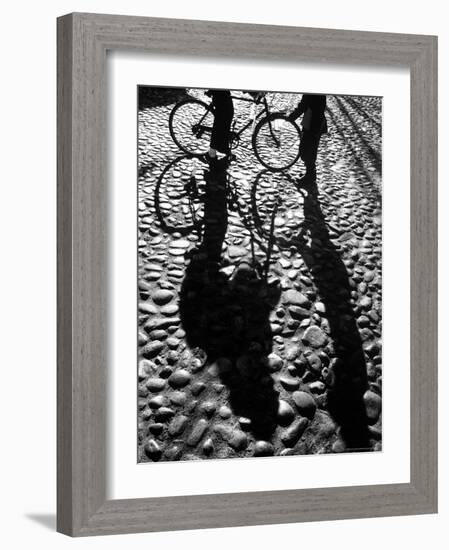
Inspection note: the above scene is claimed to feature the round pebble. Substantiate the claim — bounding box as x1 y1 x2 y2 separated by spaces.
152 289 174 305
144 439 162 461
168 369 191 389
277 400 295 426
302 326 328 348
292 391 317 419
253 441 275 457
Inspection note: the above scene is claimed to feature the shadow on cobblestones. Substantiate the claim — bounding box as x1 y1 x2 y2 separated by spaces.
154 155 206 236
249 170 371 450
296 180 371 450
326 107 381 203
139 86 189 110
343 96 382 131
334 96 382 176
179 167 281 440
250 169 307 254
137 90 382 460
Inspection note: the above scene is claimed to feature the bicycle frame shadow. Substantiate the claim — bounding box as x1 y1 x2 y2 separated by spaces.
251 170 371 451
178 165 281 442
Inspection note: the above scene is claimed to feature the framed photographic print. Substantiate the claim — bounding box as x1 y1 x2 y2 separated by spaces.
57 13 437 536
135 85 382 463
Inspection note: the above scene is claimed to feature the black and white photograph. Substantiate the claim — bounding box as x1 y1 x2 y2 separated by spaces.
137 86 382 463
1 0 442 544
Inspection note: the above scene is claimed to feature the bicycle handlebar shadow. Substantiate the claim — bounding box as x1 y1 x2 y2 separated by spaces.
179 165 281 442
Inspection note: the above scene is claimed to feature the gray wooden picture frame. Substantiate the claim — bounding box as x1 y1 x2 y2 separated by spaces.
57 12 438 537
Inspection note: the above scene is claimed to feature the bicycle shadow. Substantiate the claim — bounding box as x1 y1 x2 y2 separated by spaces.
251 171 371 451
250 169 307 255
179 166 281 442
153 155 206 236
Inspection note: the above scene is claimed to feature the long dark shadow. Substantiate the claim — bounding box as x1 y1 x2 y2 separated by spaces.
179 166 281 441
250 168 371 450
295 180 371 450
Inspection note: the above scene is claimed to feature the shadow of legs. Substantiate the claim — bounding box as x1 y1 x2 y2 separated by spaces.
296 182 371 450
179 167 281 442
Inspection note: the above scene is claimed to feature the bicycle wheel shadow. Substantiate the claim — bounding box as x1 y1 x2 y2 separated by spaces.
153 155 206 236
251 170 371 451
179 165 281 442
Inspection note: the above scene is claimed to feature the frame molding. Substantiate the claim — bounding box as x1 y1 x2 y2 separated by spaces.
57 12 437 536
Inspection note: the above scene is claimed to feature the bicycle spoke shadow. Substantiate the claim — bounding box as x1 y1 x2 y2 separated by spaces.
179 166 281 442
251 170 371 451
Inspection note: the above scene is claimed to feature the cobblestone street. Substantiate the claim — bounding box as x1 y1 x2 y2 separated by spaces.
137 88 382 462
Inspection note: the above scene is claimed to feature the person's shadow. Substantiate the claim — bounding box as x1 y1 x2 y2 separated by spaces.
295 179 371 450
179 165 281 441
